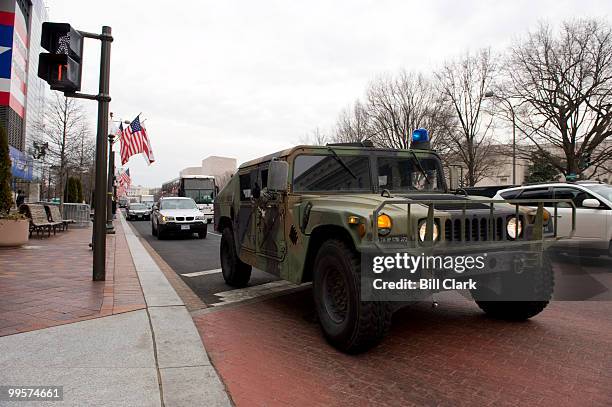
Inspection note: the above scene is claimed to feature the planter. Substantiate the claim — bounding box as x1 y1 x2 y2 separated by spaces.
0 218 29 247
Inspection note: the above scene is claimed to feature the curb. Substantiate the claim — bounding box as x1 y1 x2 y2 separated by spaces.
119 212 232 407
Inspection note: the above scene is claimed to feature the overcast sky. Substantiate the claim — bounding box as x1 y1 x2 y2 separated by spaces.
47 0 610 187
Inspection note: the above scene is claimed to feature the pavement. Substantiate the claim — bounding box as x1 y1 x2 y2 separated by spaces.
1 210 611 406
0 212 231 407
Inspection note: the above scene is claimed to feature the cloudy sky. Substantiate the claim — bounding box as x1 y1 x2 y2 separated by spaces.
48 0 610 187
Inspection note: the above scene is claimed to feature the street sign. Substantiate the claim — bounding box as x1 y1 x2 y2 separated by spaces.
38 23 83 92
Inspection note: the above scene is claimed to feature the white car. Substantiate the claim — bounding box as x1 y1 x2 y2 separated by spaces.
494 182 612 257
151 197 208 239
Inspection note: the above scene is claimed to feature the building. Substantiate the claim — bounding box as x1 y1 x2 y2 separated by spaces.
177 156 237 189
1 0 47 152
1 0 48 201
201 156 237 179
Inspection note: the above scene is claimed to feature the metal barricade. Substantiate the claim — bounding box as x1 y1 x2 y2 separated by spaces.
61 203 91 228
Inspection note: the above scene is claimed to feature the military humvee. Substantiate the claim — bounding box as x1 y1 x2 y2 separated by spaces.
214 133 574 353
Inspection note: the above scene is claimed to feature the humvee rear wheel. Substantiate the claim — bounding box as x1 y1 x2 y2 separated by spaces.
472 255 553 320
220 227 252 287
313 239 392 354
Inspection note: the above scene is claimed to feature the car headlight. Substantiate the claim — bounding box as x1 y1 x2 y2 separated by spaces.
195 215 205 220
161 215 175 222
377 214 392 236
506 217 523 239
418 221 439 242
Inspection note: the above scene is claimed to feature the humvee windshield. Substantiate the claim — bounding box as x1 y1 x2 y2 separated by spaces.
292 153 445 193
377 156 444 192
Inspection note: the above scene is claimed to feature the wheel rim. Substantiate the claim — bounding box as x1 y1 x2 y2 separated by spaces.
321 264 349 324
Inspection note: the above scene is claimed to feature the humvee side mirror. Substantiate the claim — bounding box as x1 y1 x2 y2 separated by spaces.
267 160 289 193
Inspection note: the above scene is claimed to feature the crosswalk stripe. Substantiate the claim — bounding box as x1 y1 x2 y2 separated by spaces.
181 269 222 278
212 281 310 306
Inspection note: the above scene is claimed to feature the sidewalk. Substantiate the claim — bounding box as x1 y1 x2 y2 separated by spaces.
0 213 231 406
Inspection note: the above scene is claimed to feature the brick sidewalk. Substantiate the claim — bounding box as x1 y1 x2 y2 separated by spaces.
194 291 612 407
0 220 145 337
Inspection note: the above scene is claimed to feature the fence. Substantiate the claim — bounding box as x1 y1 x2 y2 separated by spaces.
61 203 91 228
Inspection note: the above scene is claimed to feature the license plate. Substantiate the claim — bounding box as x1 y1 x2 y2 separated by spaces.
138 215 142 218
180 225 190 230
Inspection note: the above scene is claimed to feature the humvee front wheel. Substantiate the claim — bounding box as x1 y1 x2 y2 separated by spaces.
313 239 392 354
473 255 553 321
220 227 252 287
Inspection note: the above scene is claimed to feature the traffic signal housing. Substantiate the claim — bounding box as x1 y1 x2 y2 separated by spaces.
38 23 84 92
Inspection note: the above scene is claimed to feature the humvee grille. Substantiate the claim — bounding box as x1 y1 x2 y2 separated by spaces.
444 216 515 242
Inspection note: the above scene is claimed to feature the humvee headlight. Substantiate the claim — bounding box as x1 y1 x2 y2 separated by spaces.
418 221 439 242
506 217 523 239
377 214 392 235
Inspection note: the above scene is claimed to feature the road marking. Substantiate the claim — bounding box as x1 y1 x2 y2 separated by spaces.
182 269 222 278
212 281 310 306
208 231 222 237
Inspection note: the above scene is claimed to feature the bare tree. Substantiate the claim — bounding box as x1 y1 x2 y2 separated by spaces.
505 19 612 178
334 100 371 143
298 127 329 146
436 49 500 186
33 93 89 202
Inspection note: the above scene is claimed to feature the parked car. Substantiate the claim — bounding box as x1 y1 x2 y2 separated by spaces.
126 202 150 221
151 197 207 239
494 182 612 257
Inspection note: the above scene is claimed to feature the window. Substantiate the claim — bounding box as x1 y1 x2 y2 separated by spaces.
293 155 371 192
161 199 197 210
553 187 596 208
500 190 521 199
517 187 553 206
377 156 444 192
239 173 252 201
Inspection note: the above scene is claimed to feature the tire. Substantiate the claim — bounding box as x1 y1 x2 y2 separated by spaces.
198 224 207 239
473 254 553 321
313 239 392 354
220 227 251 287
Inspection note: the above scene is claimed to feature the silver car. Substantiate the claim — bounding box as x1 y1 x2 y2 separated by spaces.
126 203 150 221
151 197 208 239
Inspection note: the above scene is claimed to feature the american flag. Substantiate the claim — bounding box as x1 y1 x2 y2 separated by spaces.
118 168 131 187
120 115 155 165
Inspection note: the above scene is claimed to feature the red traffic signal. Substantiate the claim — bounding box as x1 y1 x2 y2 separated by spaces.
38 22 84 92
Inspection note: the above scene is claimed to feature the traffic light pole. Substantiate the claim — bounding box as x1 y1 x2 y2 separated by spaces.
106 134 115 234
66 26 113 281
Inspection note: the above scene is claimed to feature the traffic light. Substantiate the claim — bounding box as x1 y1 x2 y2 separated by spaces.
578 152 591 170
38 23 83 92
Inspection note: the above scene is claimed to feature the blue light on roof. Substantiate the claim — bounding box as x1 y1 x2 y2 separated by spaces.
412 128 429 143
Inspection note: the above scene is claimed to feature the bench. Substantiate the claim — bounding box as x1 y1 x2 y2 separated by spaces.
45 204 75 231
20 204 63 237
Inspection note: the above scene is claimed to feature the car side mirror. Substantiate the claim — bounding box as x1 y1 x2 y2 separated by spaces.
267 160 289 193
582 198 600 208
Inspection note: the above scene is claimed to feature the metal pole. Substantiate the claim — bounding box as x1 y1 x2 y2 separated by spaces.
106 133 115 234
92 26 113 281
511 106 516 185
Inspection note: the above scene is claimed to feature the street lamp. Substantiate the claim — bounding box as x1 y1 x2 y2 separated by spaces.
485 91 517 185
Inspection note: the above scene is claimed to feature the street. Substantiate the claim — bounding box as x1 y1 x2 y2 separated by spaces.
128 218 280 305
124 216 612 406
127 216 612 306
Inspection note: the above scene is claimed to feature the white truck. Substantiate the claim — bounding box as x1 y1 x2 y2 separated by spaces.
140 194 155 209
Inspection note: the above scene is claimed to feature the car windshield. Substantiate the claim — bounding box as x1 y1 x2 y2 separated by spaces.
583 184 612 202
130 204 146 209
161 199 197 210
377 155 445 192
